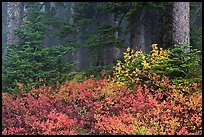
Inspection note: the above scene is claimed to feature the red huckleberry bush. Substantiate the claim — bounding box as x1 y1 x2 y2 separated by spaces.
2 76 202 135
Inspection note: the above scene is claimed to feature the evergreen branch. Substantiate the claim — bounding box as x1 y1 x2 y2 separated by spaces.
118 2 133 27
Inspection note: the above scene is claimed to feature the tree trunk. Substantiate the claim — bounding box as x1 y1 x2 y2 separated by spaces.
130 7 145 53
172 2 190 49
144 7 152 54
113 14 121 59
103 13 115 66
2 2 7 61
45 2 51 14
7 2 22 45
70 2 81 71
70 2 74 24
19 2 25 26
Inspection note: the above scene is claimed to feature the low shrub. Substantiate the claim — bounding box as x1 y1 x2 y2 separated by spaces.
112 44 202 89
2 76 202 135
112 44 170 87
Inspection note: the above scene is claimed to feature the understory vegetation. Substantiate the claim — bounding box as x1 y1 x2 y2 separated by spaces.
2 2 202 135
2 44 202 135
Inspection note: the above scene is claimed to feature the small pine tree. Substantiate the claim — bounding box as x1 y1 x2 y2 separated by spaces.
2 3 77 93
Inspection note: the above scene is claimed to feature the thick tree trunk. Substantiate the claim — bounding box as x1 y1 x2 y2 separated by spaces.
45 2 51 14
2 2 7 61
70 2 74 24
7 2 22 45
113 15 121 59
70 2 81 71
103 13 115 66
19 2 25 25
172 2 190 49
144 7 152 54
130 7 145 53
151 11 165 49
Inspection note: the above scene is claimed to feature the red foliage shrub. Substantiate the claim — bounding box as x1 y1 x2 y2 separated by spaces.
2 89 78 135
2 77 202 135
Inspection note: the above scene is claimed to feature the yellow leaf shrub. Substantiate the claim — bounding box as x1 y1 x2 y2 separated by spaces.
112 44 170 87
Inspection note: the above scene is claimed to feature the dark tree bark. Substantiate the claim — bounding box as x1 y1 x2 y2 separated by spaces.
45 2 51 14
130 7 145 53
103 13 115 66
19 2 25 25
172 2 190 49
113 14 121 59
144 7 153 54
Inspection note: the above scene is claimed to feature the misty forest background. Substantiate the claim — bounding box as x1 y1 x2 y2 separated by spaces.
2 2 202 91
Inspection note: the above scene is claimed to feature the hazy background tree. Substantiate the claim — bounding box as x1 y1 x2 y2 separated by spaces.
190 2 202 53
